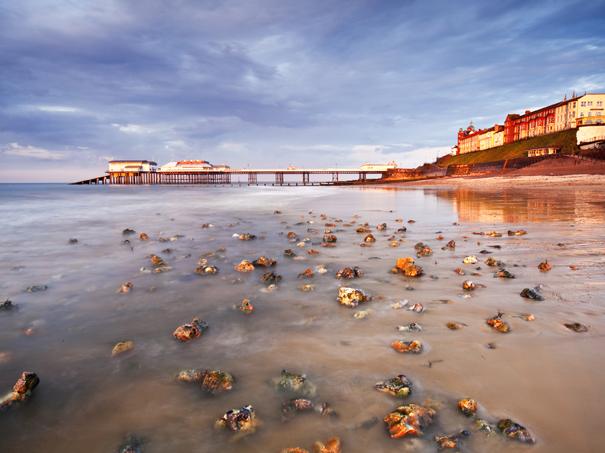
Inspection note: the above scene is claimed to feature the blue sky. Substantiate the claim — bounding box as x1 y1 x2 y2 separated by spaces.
1 0 604 181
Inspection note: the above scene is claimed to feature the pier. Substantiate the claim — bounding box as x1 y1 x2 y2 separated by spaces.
71 167 387 185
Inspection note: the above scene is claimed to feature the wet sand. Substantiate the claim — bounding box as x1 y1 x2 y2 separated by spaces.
1 184 605 452
395 173 605 189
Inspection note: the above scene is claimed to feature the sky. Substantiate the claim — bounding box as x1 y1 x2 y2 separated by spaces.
1 0 605 182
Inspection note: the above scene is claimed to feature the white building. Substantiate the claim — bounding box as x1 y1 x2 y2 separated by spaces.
107 160 157 173
575 93 605 127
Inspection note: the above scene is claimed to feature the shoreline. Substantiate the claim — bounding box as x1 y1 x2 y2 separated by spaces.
385 173 605 188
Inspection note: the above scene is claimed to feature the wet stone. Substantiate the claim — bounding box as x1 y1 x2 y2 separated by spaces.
414 242 433 257
497 418 535 444
538 260 552 272
253 256 276 267
118 282 133 293
457 398 477 416
564 322 588 333
383 403 436 438
520 286 544 301
261 271 282 284
375 374 412 398
234 260 255 272
239 298 254 314
508 230 527 236
335 267 362 279
462 280 476 291
1 299 16 311
122 228 136 236
273 370 317 398
396 322 422 332
139 232 149 241
393 257 423 277
494 269 515 279
391 340 423 354
322 234 337 243
486 313 510 333
172 318 209 342
118 436 143 453
215 405 258 435
435 430 470 450
363 233 376 243
68 238 78 244
337 287 369 308
298 268 314 279
462 256 477 265
442 240 456 250
284 249 297 258
178 369 234 394
111 340 134 357
26 285 48 293
1 371 40 410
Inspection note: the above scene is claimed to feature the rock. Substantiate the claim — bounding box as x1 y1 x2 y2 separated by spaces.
322 234 337 243
298 268 314 279
195 263 219 275
315 264 328 274
177 369 234 394
287 231 298 241
407 303 424 313
517 313 535 321
0 371 40 410
391 340 423 353
312 437 341 453
215 405 258 435
68 238 78 244
112 340 134 357
462 256 477 264
494 269 515 279
139 232 149 241
239 298 254 314
356 226 371 233
414 242 433 257
299 284 315 292
363 233 376 243
507 230 527 236
497 418 535 443
253 256 276 267
261 271 282 284
236 233 256 241
377 223 387 231
486 313 510 333
337 287 369 308
273 370 317 398
453 267 465 275
0 299 16 311
150 255 170 272
435 430 470 450
538 260 552 272
457 398 477 416
564 322 588 333
173 318 209 342
462 280 476 291
383 403 435 438
336 267 362 279
393 257 423 277
26 285 48 293
118 282 133 293
234 260 255 272
375 375 412 398
442 240 456 250
118 436 143 453
307 249 320 256
396 323 422 332
484 257 501 267
520 286 543 301
485 231 502 237
446 322 464 330
281 398 335 420
122 228 136 235
353 310 369 320
284 249 297 258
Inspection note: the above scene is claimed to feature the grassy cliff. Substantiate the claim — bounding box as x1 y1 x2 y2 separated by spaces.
437 129 579 167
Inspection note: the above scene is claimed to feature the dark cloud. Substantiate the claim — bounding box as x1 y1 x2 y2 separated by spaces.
1 0 604 181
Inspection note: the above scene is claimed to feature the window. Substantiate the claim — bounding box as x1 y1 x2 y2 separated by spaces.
581 101 586 107
588 101 593 106
597 101 603 107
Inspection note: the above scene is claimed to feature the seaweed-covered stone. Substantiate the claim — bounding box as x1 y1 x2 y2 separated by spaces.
391 340 423 353
337 287 368 308
486 313 510 333
375 375 412 398
394 257 423 277
520 287 543 301
414 242 433 257
497 418 535 443
273 370 317 398
261 271 282 284
215 405 258 434
383 403 436 438
234 260 255 272
0 371 40 410
336 267 362 279
178 369 234 394
435 430 470 450
457 398 477 416
173 318 209 342
253 256 276 267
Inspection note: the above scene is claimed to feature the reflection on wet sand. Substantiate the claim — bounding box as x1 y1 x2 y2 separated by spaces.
432 188 605 224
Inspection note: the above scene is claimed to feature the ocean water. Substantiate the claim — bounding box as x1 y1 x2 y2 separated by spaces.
1 183 605 453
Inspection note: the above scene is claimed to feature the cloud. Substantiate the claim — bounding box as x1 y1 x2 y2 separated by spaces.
2 142 66 160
